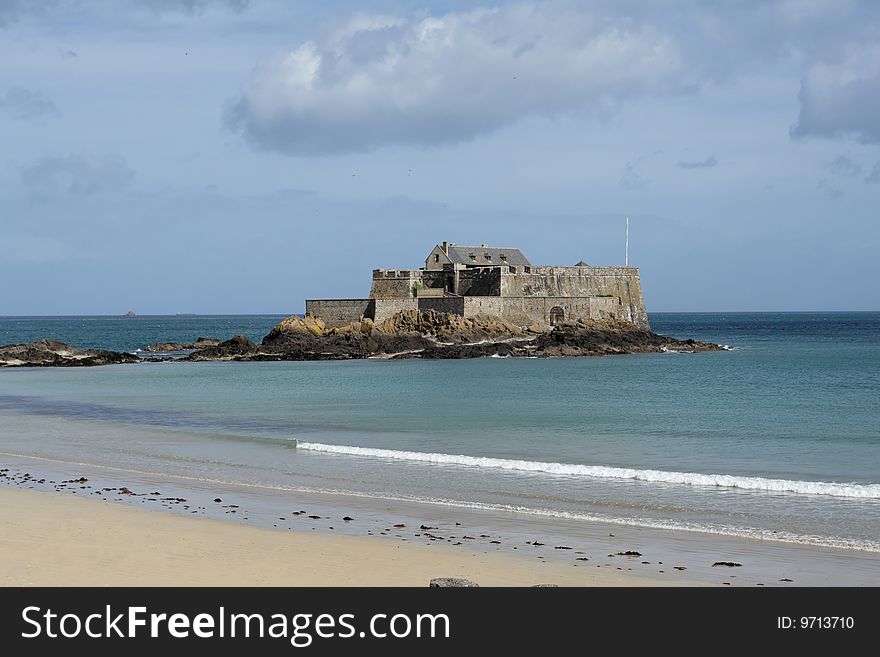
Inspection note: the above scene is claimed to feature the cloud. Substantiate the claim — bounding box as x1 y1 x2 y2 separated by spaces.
827 154 862 177
0 0 56 27
791 42 880 143
226 4 690 155
142 0 251 15
0 0 247 26
677 155 718 169
816 178 842 200
21 153 134 198
866 161 880 184
0 86 60 120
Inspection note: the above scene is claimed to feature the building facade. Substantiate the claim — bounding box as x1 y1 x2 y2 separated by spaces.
306 242 649 329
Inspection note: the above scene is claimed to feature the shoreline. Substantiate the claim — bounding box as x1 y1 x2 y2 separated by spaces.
0 486 682 587
3 455 879 587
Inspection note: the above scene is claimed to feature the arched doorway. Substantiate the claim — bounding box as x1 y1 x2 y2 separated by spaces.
549 306 565 326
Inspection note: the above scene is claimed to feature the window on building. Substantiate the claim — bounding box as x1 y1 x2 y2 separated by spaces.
469 254 476 260
500 254 507 261
485 254 491 261
434 254 440 263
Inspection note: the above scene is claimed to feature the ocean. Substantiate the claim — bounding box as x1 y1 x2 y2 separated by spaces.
0 312 878 553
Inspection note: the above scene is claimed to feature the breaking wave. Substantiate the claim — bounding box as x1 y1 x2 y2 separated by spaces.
296 442 880 499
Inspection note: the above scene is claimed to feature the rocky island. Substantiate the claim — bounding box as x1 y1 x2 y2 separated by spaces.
0 310 722 367
0 339 140 367
0 243 725 367
183 310 722 362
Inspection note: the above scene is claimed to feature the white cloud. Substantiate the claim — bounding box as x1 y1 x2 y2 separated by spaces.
225 4 690 154
791 42 880 143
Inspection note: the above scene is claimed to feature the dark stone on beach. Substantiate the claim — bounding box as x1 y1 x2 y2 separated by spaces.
213 498 222 502
429 578 479 588
342 516 353 522
779 578 793 582
712 562 742 568
554 546 572 550
420 524 435 530
308 515 321 520
674 566 686 571
576 557 589 561
610 551 642 557
393 523 406 528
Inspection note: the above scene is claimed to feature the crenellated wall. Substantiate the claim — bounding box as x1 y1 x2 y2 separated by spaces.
312 263 649 330
462 295 638 327
500 266 648 328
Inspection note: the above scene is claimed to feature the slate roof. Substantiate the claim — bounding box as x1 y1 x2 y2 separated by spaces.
444 245 531 267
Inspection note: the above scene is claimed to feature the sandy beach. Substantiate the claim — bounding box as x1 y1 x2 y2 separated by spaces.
0 486 681 587
2 456 879 587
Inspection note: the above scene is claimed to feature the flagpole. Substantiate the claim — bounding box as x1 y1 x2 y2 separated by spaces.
625 217 629 266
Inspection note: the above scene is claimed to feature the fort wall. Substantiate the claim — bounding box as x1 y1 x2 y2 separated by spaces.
305 299 374 327
373 298 418 323
311 262 649 330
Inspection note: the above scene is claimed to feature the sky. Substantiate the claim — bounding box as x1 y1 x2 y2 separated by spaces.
1 0 878 314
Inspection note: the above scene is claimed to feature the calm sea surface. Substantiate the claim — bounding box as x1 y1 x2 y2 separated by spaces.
0 312 878 550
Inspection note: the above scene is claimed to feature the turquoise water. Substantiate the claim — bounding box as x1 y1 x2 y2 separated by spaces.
0 312 878 550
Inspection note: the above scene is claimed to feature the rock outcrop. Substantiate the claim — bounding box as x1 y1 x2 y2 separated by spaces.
2 312 723 367
184 311 723 362
184 336 256 361
0 340 140 367
144 337 220 352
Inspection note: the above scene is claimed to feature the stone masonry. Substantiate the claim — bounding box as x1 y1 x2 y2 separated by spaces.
305 242 649 330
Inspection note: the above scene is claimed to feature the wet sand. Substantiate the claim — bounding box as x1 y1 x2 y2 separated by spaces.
0 486 681 587
1 456 878 587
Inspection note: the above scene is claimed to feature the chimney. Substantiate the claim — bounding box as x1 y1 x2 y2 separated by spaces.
441 241 449 255
480 243 488 248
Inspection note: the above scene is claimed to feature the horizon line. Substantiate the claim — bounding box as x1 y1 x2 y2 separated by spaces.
1 310 879 319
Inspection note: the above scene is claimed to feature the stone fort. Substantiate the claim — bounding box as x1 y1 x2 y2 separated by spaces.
306 241 649 330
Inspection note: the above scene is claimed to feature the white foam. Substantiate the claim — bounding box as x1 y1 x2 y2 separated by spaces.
4 450 878 552
296 442 880 500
